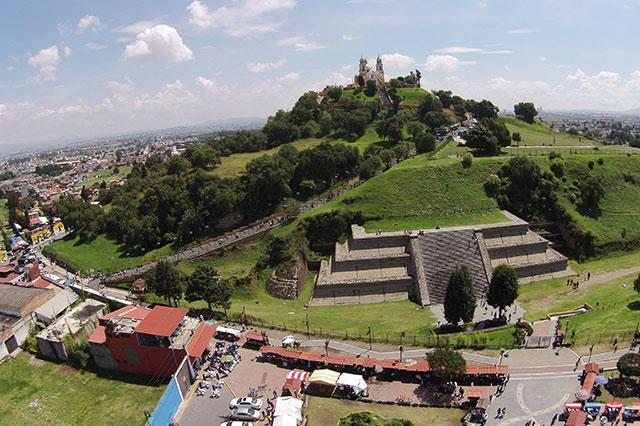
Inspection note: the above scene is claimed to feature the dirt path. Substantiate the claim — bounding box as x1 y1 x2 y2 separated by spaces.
573 265 640 290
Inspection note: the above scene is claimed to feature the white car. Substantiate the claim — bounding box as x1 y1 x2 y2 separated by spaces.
230 406 261 422
220 422 255 426
229 397 262 410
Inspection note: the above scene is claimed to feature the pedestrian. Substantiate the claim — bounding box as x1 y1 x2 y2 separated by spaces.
587 272 591 280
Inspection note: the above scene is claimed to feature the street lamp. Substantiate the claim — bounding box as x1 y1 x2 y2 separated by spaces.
324 339 330 356
304 307 310 337
399 345 404 362
499 348 506 366
588 344 594 363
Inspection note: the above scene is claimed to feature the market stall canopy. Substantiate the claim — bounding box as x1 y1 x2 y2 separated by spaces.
566 410 587 426
282 336 297 345
606 400 624 409
308 369 340 386
565 402 583 410
575 389 591 401
287 370 309 381
595 375 609 385
584 402 603 410
273 396 303 426
337 372 368 393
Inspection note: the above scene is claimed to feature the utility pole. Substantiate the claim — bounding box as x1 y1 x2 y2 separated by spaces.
368 325 372 351
305 308 310 337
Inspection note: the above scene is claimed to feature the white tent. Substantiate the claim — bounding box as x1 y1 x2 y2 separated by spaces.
273 396 303 426
337 372 368 394
215 326 240 337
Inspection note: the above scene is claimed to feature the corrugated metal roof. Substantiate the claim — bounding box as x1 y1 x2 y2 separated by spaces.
102 305 150 321
135 305 188 337
187 324 216 358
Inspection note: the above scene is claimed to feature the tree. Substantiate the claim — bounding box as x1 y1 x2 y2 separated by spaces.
243 155 293 215
462 124 499 155
375 116 404 143
185 265 221 314
147 260 184 307
414 131 436 153
426 347 467 381
444 265 476 325
480 118 511 148
359 155 383 180
365 79 377 96
379 149 395 169
433 90 453 108
617 352 640 377
514 102 538 123
407 121 427 140
512 132 522 145
327 86 343 102
417 95 443 121
487 264 519 317
461 153 473 169
578 175 604 216
211 278 232 319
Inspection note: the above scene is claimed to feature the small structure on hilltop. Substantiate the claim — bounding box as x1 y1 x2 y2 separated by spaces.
312 211 573 306
354 56 385 89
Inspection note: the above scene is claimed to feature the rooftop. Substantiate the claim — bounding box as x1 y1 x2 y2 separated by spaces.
0 285 54 318
37 299 106 342
135 305 189 337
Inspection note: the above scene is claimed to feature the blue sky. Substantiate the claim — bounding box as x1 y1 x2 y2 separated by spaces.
1 0 640 144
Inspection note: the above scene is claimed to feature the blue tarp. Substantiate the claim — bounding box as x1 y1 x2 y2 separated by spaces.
147 377 182 426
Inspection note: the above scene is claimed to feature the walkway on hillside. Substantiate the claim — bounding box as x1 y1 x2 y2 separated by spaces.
79 178 366 285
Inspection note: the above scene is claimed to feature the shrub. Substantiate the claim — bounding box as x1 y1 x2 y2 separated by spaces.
605 377 638 398
618 352 640 377
484 174 501 197
550 158 565 178
597 158 604 165
64 336 91 369
588 160 595 170
461 153 473 169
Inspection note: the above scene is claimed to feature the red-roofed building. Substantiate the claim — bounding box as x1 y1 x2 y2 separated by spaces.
88 305 215 377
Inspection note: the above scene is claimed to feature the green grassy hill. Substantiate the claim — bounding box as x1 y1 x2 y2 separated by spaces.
540 154 640 249
288 155 507 232
503 116 598 147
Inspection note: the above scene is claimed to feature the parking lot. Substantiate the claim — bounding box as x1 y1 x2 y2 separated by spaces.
176 345 290 426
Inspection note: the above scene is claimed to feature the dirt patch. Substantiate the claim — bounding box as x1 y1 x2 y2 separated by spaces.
97 394 107 401
28 356 44 367
56 364 76 375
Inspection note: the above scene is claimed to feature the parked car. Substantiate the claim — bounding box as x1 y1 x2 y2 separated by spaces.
462 409 487 426
230 406 261 422
229 397 262 410
220 422 255 426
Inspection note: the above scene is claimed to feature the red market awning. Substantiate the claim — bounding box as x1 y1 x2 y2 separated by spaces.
565 402 583 410
584 362 600 374
606 401 624 409
287 370 309 381
245 330 266 342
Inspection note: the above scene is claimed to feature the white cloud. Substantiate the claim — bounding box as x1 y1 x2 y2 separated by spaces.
309 72 351 91
276 72 300 82
380 53 416 75
0 104 6 116
539 56 548 62
247 59 286 73
196 76 232 96
123 25 194 63
28 46 61 81
424 55 475 72
115 19 164 35
277 36 323 51
341 34 358 41
187 0 296 37
477 1 487 8
107 78 134 94
567 68 621 89
437 46 483 54
62 45 72 58
505 28 538 34
436 46 512 55
83 42 109 51
76 15 101 33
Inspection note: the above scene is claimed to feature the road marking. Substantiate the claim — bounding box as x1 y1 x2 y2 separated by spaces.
516 383 532 415
498 392 570 426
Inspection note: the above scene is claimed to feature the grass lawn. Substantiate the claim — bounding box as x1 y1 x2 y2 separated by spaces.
503 116 599 147
175 241 263 278
44 233 173 274
211 137 326 178
83 166 132 187
150 272 438 338
533 154 640 247
0 352 164 426
305 396 463 426
286 155 507 232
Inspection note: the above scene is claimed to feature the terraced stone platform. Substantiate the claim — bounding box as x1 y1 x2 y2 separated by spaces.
312 211 571 306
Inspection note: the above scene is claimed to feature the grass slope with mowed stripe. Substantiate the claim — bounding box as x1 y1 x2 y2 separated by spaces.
303 155 506 231
503 116 598 147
